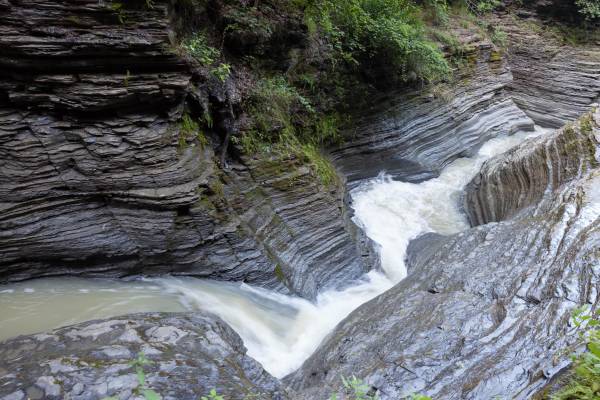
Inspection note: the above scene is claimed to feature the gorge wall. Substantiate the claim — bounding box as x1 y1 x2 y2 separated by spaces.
287 106 600 400
0 0 374 300
1 1 600 400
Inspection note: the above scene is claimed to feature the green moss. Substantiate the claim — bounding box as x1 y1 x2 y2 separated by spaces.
489 50 502 63
273 264 286 283
298 143 338 186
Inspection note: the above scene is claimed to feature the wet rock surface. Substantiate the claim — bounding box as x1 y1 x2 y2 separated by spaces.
465 107 600 225
498 13 600 128
2 1 600 399
0 313 289 400
286 109 600 399
0 0 373 299
332 45 534 183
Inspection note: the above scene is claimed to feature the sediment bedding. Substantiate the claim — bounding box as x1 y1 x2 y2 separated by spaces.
0 0 372 299
331 44 535 183
465 108 600 225
1 1 600 399
497 13 600 128
287 107 600 400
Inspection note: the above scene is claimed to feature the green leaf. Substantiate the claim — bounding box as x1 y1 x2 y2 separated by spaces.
588 342 600 358
136 367 146 386
142 389 162 400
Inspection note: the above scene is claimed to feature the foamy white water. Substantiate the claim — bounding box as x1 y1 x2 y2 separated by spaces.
156 272 392 377
351 127 548 281
0 127 548 378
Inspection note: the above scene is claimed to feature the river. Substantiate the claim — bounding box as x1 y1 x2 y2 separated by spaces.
0 126 549 378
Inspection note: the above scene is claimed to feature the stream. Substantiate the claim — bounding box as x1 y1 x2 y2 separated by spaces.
0 126 549 379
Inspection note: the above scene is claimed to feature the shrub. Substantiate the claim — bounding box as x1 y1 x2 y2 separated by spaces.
575 0 600 20
211 63 232 82
300 0 450 83
550 306 600 400
246 76 313 143
182 32 220 65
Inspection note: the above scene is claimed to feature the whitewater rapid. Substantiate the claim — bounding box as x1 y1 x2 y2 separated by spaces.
0 127 548 378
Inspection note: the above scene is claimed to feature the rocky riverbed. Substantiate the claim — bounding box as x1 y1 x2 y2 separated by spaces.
1 0 599 399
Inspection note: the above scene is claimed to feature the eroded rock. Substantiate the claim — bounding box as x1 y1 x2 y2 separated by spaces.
0 313 289 400
0 0 374 300
286 110 600 400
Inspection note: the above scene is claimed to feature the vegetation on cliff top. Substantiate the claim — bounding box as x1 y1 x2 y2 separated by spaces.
574 0 600 20
173 0 459 185
171 0 597 187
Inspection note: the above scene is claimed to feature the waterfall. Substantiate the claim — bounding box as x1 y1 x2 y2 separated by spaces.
0 126 549 379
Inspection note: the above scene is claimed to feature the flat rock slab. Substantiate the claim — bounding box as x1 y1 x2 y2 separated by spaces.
0 312 288 400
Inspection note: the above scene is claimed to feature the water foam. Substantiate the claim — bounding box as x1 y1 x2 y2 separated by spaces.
0 127 549 379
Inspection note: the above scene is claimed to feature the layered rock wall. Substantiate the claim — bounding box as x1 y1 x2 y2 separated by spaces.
331 45 534 183
287 107 600 400
499 13 600 127
465 108 599 225
0 0 373 299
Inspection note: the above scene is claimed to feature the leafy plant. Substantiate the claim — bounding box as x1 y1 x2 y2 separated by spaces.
110 2 126 24
490 27 508 48
476 0 500 13
411 395 433 400
575 0 600 20
179 112 208 149
424 0 449 26
101 353 161 400
300 0 450 83
201 388 225 400
246 76 313 143
183 32 220 65
211 63 232 82
328 376 378 400
550 305 600 400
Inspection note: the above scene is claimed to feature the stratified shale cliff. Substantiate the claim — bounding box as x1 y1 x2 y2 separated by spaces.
287 107 600 400
465 110 599 225
499 13 600 128
332 41 534 183
0 0 373 299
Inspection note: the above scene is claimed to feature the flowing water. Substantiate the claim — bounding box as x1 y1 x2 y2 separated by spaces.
0 127 548 378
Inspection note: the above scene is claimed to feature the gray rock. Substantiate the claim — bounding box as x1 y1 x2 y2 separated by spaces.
0 391 24 400
332 45 534 183
0 313 289 400
286 111 600 400
465 107 599 225
0 0 375 300
34 376 61 397
499 13 600 129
